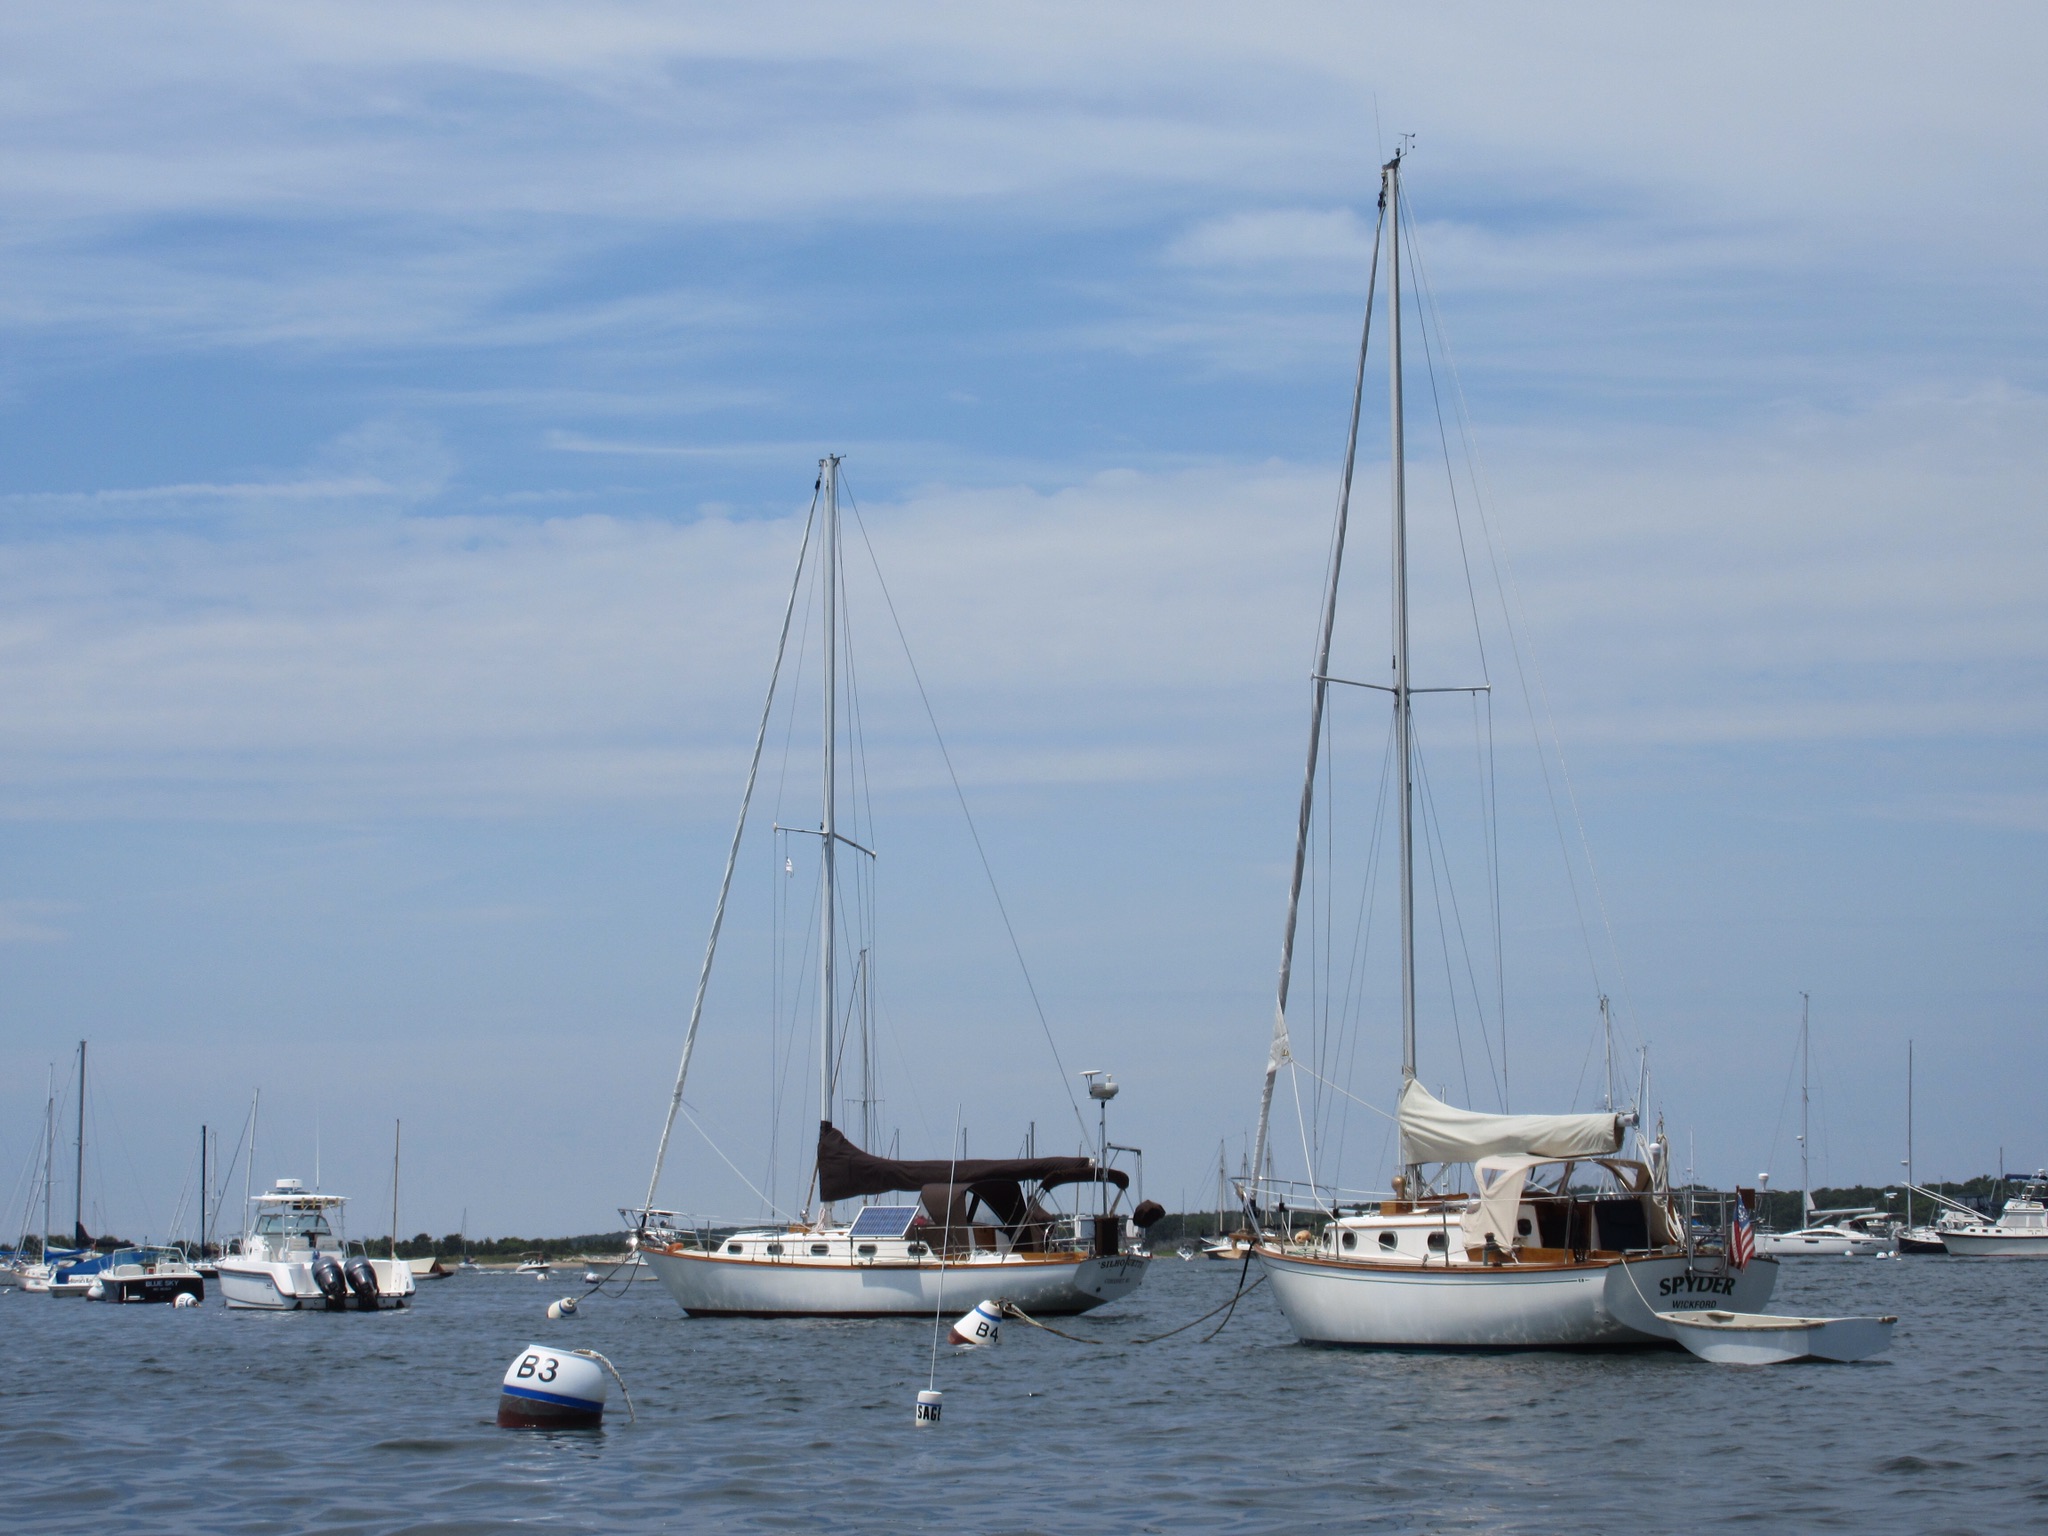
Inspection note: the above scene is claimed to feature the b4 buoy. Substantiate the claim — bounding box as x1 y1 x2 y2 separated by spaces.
498 1343 607 1429
949 1299 1001 1347
914 1389 943 1427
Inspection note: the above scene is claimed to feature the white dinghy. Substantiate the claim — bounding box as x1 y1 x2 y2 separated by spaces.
1660 1309 1896 1365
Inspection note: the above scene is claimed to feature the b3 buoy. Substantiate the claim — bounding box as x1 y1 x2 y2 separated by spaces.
498 1344 607 1429
914 1388 943 1427
948 1299 1001 1347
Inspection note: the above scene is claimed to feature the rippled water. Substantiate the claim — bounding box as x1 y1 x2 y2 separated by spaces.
3 1255 2040 1533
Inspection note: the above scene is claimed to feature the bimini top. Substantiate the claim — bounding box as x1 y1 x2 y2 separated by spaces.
1397 1080 1624 1167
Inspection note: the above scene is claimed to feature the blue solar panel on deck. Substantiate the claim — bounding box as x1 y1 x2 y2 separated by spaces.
847 1205 921 1238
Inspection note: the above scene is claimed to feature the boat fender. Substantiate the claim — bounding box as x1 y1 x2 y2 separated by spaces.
948 1299 1001 1347
914 1389 943 1427
173 1291 199 1308
343 1255 381 1309
311 1254 350 1308
498 1343 606 1429
86 1278 105 1300
547 1295 579 1320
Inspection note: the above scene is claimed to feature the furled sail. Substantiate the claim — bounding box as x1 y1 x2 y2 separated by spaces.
815 1122 1128 1209
1397 1080 1623 1166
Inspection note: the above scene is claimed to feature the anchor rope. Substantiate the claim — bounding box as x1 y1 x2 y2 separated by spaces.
998 1267 1267 1347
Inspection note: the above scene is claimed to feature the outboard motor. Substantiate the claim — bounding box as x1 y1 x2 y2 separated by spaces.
343 1255 382 1311
311 1253 350 1310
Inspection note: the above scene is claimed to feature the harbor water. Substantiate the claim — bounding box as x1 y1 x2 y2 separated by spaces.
2 1254 2039 1533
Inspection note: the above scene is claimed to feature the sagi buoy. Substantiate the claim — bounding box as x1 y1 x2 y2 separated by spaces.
498 1343 607 1429
546 1295 579 1321
914 1388 943 1427
172 1292 199 1308
948 1299 1001 1348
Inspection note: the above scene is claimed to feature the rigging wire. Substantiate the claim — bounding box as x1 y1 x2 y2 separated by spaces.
839 475 1091 1143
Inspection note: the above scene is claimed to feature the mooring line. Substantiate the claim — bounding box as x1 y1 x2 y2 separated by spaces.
1000 1272 1267 1347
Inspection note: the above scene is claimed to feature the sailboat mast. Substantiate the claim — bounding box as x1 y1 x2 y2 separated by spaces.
818 454 841 1193
1389 154 1416 1113
1906 1038 1914 1230
74 1040 85 1242
43 1066 54 1253
1799 992 1811 1221
200 1125 208 1254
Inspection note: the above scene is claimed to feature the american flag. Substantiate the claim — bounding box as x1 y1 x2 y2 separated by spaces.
1729 1193 1755 1270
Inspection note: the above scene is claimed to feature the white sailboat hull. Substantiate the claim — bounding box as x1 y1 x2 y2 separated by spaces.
643 1244 1146 1318
1257 1249 1779 1348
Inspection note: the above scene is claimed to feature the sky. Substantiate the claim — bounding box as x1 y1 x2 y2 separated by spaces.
0 3 2043 1243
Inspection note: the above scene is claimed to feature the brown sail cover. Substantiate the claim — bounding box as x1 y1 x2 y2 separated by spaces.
815 1121 1128 1213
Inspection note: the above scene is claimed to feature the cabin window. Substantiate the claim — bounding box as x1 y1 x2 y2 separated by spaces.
1377 1231 1398 1251
857 1243 878 1257
725 1243 743 1255
907 1242 928 1256
1517 1218 1533 1238
1340 1230 1357 1251
764 1243 783 1256
1427 1231 1447 1252
809 1243 829 1256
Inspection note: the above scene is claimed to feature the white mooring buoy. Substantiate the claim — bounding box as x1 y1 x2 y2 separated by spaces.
546 1295 579 1320
948 1299 1001 1348
914 1388 943 1427
173 1292 199 1308
498 1343 607 1429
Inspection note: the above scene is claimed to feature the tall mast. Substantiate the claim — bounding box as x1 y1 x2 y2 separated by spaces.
73 1040 85 1242
1249 161 1386 1203
818 453 841 1206
199 1125 208 1254
43 1065 53 1253
1905 1039 1914 1230
1390 153 1417 1145
1799 993 1811 1223
1601 994 1614 1111
245 1089 258 1251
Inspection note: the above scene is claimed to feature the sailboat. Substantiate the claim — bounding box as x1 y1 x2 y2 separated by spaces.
1243 151 1778 1347
627 457 1154 1318
1756 996 1894 1257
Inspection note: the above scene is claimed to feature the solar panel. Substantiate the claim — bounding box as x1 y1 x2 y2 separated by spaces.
847 1205 922 1239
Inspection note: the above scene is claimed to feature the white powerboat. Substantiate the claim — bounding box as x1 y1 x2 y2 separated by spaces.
87 1246 205 1304
214 1180 416 1310
1662 1309 1896 1364
1757 1210 1897 1258
1237 152 1775 1348
1937 1176 2048 1256
626 456 1155 1320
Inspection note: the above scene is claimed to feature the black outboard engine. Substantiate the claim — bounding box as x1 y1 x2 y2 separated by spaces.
343 1255 382 1311
311 1253 350 1310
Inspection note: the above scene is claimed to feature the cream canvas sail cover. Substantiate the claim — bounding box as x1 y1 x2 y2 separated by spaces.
1398 1079 1623 1166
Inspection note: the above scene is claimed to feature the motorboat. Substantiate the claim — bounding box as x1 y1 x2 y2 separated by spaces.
86 1246 205 1304
214 1179 416 1310
514 1254 552 1277
1237 151 1776 1348
1661 1309 1896 1364
1937 1176 2048 1256
1757 1210 1897 1258
626 456 1155 1320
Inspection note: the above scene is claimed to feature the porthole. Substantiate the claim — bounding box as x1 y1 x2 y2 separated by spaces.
907 1242 928 1256
1377 1231 1398 1251
857 1243 878 1257
1340 1230 1357 1251
809 1243 829 1256
725 1243 743 1255
764 1243 783 1256
1517 1218 1533 1238
1427 1231 1447 1252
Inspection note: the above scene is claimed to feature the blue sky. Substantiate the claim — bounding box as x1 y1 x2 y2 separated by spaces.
0 4 2043 1240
